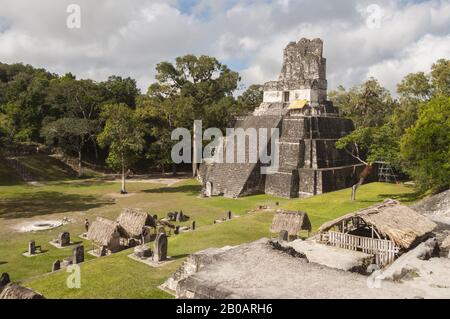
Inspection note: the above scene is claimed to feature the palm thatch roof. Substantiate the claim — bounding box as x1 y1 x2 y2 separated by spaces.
318 199 437 249
0 283 45 299
87 217 120 246
117 208 155 238
270 210 311 236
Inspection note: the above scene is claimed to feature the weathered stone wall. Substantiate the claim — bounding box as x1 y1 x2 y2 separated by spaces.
277 140 305 169
298 169 317 196
253 102 288 116
279 116 354 140
265 170 299 198
297 164 378 196
278 38 327 90
257 38 336 115
314 140 356 168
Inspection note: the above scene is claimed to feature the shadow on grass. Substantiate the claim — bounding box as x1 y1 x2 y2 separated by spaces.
0 191 114 219
22 248 49 255
378 191 425 203
171 254 189 260
142 184 201 195
0 180 26 186
48 179 111 188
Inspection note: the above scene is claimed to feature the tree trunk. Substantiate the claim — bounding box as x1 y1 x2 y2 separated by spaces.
78 150 82 178
93 142 99 160
172 163 177 176
192 163 199 178
121 161 127 194
351 165 372 201
351 177 365 201
192 162 198 177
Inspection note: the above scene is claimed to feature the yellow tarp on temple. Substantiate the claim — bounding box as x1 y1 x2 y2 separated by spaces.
288 99 309 110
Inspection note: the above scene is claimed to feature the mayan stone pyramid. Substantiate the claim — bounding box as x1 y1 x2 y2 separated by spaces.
200 38 373 198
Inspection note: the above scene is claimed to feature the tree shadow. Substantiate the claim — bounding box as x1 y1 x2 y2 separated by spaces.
0 191 114 219
47 179 112 188
142 184 201 195
380 191 425 203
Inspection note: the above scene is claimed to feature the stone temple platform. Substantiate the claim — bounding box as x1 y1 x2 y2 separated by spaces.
162 239 450 299
200 38 376 198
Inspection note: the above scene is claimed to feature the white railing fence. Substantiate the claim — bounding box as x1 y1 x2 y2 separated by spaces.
325 231 399 266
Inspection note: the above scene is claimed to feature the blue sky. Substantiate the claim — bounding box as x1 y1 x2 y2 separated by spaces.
0 0 448 95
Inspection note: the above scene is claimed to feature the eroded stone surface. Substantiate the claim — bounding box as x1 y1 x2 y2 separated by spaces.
170 239 450 299
413 190 450 225
162 246 234 293
286 239 373 273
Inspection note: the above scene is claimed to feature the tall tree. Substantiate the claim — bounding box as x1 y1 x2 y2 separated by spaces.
44 76 104 161
41 117 99 176
400 96 450 193
100 75 140 108
392 59 449 137
98 103 146 194
144 54 241 175
148 54 240 127
330 78 396 128
336 125 399 200
331 78 397 200
0 65 54 142
430 59 450 97
237 84 263 114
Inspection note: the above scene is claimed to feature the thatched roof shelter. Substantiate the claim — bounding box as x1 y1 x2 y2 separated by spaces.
0 283 45 299
87 217 120 247
117 208 155 238
270 210 311 236
319 199 437 249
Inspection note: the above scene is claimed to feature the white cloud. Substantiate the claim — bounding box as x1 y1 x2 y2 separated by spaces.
367 34 450 91
0 0 448 96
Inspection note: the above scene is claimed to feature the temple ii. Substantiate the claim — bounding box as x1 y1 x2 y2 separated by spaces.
200 38 374 198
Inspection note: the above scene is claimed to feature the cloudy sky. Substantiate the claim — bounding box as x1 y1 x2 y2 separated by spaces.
0 0 449 95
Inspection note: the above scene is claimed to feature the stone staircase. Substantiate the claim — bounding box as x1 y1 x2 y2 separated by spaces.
203 115 282 198
4 157 35 182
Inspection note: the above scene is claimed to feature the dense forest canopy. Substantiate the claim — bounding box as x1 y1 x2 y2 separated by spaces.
0 57 448 192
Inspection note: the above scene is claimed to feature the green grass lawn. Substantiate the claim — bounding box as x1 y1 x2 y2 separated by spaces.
0 178 422 298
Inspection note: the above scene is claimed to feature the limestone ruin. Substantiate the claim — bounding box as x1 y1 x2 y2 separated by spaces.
163 238 450 299
23 240 43 257
200 38 374 198
73 245 84 264
153 233 168 262
52 260 61 272
49 231 71 248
